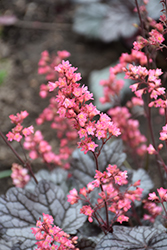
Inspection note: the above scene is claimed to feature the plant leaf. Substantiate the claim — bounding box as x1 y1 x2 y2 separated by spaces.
73 3 138 42
0 169 12 179
73 3 109 40
89 64 132 111
0 180 86 249
97 140 126 171
99 4 138 42
73 0 162 42
71 139 126 189
77 226 104 250
25 168 68 194
130 168 154 206
0 239 22 250
77 237 97 249
95 225 167 250
70 147 96 188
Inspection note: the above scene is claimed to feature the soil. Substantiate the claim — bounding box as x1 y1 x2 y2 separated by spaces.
0 1 165 194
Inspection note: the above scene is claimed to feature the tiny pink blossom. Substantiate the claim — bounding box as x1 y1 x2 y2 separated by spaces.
67 188 79 204
117 215 129 224
14 133 22 142
157 187 167 201
87 141 98 152
22 125 34 137
147 144 156 155
11 163 30 188
6 131 14 141
148 192 159 201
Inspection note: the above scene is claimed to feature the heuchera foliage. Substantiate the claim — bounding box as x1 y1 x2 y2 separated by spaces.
1 0 167 249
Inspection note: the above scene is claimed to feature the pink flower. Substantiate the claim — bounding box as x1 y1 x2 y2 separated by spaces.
117 215 129 224
147 144 157 155
160 124 167 141
86 122 96 135
9 111 29 124
13 133 23 142
22 125 34 137
87 141 98 152
78 112 88 127
95 129 106 140
6 131 14 141
148 192 159 201
78 128 87 138
80 205 94 223
67 188 79 204
11 163 30 188
149 29 165 45
32 213 78 249
157 187 167 201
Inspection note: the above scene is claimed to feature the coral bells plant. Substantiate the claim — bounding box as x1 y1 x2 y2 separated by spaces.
31 213 78 250
2 0 167 249
67 164 143 233
36 50 78 168
48 60 121 155
6 110 34 142
38 50 71 84
11 163 30 188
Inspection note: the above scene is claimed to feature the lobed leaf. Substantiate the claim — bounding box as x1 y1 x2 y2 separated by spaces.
71 139 126 189
95 225 167 250
0 180 86 249
130 168 154 206
73 0 162 42
25 168 68 193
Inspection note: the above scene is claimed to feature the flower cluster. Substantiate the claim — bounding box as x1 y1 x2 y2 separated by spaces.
143 187 167 222
67 164 143 227
100 49 147 105
11 163 30 188
148 187 167 203
99 69 124 104
99 49 147 157
160 124 167 141
48 60 121 154
31 213 78 250
23 130 67 167
36 96 78 163
127 67 165 101
6 111 34 142
38 50 70 81
108 107 147 156
38 50 70 98
133 25 165 51
36 50 79 167
143 200 162 223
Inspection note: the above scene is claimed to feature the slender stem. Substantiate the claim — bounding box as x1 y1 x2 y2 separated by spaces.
164 102 167 153
19 141 28 161
131 202 142 226
147 103 164 186
0 130 24 164
135 0 151 69
92 152 110 231
161 201 167 219
0 129 38 184
135 0 144 36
